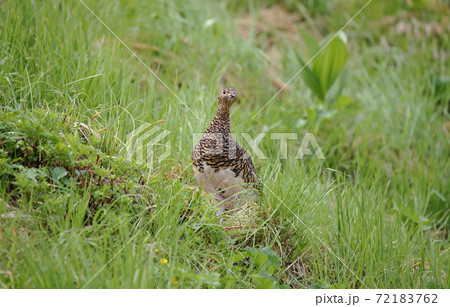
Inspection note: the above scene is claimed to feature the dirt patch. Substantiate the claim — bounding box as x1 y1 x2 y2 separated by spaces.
236 5 305 91
237 5 301 43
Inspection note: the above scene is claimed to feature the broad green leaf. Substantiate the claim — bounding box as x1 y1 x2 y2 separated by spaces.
197 272 220 287
252 275 276 289
247 249 268 269
299 28 320 59
398 205 432 231
296 53 325 100
24 168 41 182
309 282 330 289
52 166 68 183
325 67 348 106
246 247 281 275
259 247 280 269
398 205 420 223
312 36 347 94
220 276 236 288
232 252 246 264
303 65 325 101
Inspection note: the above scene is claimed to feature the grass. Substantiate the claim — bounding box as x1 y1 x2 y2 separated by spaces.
0 0 449 288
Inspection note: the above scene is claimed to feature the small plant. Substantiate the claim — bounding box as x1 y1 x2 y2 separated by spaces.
229 247 282 289
296 29 350 130
245 247 282 288
297 29 348 105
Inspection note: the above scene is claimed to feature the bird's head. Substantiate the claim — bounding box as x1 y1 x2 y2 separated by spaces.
218 88 237 105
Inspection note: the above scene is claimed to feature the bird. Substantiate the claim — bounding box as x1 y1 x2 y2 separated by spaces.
192 88 262 211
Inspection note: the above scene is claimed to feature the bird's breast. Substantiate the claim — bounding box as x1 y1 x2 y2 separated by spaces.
193 162 245 198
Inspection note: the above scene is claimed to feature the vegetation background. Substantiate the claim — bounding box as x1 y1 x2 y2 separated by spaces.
0 0 449 288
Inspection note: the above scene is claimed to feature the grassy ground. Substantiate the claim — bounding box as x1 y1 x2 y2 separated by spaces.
0 0 449 288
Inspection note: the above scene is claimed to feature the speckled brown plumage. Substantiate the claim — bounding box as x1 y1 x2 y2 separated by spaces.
192 88 261 208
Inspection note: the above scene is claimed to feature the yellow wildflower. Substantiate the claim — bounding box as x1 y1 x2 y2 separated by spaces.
172 277 178 285
160 258 168 264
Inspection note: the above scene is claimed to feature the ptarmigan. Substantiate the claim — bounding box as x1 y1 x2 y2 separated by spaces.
192 88 261 210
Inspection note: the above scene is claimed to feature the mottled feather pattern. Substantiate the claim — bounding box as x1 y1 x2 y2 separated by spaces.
192 88 261 207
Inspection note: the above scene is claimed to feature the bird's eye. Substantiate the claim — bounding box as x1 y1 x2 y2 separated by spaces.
222 91 226 95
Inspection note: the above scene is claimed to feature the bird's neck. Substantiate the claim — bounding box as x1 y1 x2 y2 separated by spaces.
207 102 231 133
215 102 231 119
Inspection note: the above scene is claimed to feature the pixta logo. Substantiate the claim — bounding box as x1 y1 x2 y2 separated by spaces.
123 123 171 166
192 132 325 160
